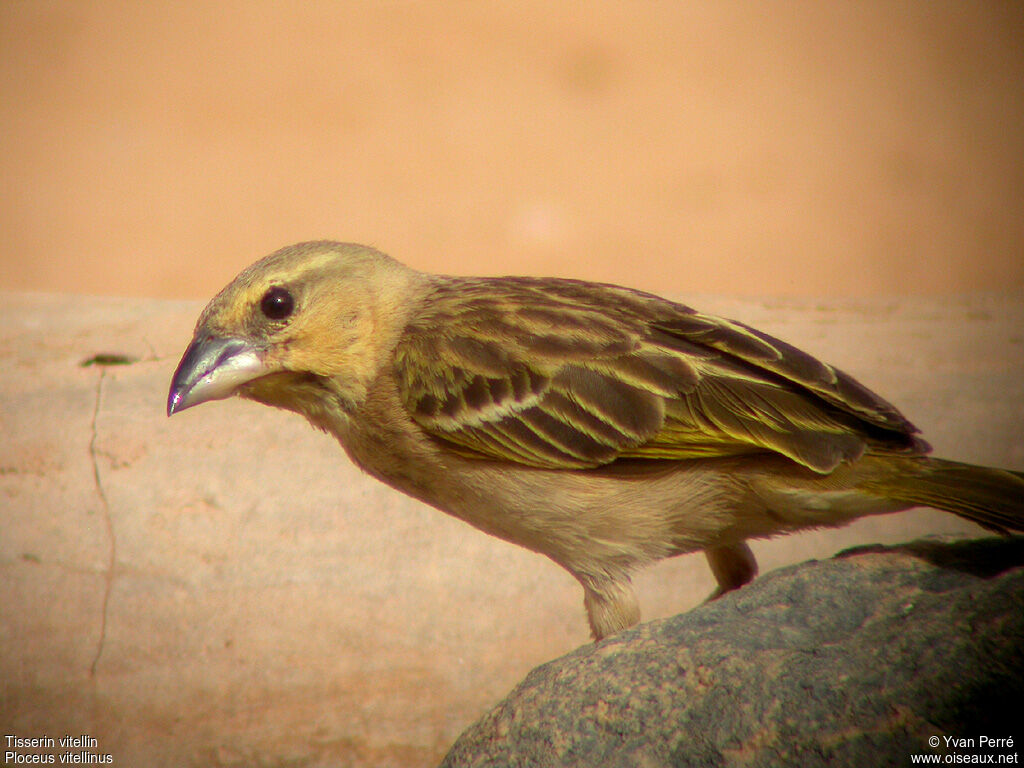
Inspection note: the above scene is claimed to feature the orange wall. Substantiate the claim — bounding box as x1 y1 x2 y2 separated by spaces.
3 2 1023 299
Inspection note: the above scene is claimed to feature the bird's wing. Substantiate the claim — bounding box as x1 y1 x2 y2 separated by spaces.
393 277 926 473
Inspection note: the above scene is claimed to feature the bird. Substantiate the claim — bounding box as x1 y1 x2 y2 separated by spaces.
168 241 1024 640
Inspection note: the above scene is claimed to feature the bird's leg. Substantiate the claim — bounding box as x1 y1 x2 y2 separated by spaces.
581 576 641 641
704 541 758 600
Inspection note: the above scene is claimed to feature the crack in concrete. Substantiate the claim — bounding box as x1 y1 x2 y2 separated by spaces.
88 368 117 678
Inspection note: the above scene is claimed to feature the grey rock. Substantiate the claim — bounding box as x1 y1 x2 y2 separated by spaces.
441 538 1024 768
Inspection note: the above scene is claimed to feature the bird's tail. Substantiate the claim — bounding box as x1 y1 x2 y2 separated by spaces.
863 457 1024 534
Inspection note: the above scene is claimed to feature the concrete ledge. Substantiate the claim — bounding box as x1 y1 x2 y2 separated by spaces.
1 291 1022 767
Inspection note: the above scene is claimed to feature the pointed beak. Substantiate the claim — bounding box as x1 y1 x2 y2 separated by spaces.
167 335 267 416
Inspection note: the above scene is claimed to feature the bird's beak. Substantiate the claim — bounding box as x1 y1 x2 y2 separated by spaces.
167 335 267 416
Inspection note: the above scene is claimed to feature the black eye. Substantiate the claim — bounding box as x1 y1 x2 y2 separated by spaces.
260 286 294 320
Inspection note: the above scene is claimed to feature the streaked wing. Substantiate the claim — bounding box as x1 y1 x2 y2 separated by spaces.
393 277 927 473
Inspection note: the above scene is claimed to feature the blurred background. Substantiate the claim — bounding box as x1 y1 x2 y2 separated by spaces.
3 1 1023 301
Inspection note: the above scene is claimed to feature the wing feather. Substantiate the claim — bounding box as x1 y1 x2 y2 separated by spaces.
535 389 632 448
393 276 927 472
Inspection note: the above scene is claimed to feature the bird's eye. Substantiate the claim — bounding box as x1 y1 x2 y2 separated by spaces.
260 286 294 321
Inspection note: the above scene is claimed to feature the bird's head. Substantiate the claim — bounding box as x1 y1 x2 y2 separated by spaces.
167 241 423 420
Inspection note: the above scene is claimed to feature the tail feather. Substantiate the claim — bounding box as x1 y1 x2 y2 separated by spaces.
865 458 1024 534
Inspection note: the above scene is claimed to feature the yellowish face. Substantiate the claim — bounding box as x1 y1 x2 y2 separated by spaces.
167 242 393 417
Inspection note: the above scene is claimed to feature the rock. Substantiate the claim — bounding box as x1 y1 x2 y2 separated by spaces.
441 538 1024 768
2 292 1022 767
